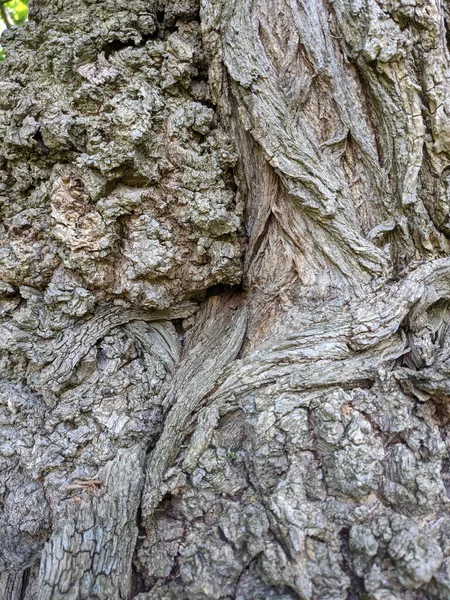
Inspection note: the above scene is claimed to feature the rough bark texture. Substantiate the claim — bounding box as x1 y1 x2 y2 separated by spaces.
1 0 450 598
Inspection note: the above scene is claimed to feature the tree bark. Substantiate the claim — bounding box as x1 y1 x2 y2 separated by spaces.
1 0 450 598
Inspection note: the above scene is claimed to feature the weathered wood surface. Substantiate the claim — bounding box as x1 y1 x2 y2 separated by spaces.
38 445 146 600
1 0 450 598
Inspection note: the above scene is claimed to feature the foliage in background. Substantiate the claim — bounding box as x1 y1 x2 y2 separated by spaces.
0 0 28 60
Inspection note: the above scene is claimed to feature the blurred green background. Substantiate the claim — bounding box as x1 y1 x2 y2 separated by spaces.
0 0 29 60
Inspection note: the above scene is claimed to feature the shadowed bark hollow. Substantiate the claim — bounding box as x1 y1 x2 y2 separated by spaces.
1 0 450 598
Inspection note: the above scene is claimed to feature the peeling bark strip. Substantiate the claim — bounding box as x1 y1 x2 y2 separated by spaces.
1 0 450 598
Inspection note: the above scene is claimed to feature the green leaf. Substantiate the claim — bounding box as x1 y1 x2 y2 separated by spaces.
7 0 28 24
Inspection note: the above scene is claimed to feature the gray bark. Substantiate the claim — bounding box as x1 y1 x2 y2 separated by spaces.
1 0 450 598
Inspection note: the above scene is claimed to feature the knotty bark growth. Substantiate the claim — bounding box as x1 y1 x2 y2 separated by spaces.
1 0 450 599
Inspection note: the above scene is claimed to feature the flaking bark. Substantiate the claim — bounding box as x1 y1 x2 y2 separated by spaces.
1 0 450 599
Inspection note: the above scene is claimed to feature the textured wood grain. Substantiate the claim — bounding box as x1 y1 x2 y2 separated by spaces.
38 446 146 600
1 0 450 598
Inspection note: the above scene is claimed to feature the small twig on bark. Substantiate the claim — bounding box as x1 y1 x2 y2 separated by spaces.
0 1 13 29
66 479 103 494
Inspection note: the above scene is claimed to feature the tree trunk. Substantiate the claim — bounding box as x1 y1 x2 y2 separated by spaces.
1 0 450 598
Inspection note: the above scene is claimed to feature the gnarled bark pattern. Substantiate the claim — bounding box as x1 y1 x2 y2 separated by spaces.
1 0 450 599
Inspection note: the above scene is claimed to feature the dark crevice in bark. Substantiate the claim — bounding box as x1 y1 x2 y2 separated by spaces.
131 492 151 596
428 397 450 427
341 379 375 391
156 10 165 25
202 282 243 301
444 9 450 55
339 528 366 600
132 491 183 595
18 567 30 600
172 318 186 346
32 129 49 155
103 39 140 58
